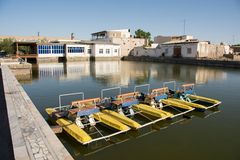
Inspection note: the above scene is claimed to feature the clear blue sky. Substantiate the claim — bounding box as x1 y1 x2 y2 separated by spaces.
0 0 239 44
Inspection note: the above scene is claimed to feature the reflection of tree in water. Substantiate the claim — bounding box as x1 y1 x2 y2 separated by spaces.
152 64 196 83
129 63 152 84
133 69 150 84
172 65 180 79
92 75 122 87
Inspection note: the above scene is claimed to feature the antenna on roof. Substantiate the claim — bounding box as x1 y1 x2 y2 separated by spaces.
232 35 235 45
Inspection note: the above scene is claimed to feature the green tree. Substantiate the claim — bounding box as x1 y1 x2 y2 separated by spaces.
134 29 152 46
38 38 48 43
18 46 31 54
0 38 15 55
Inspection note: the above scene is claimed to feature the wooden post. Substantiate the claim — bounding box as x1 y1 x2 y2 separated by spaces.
16 42 18 56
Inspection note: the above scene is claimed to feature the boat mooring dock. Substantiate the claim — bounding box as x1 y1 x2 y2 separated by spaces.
0 65 73 160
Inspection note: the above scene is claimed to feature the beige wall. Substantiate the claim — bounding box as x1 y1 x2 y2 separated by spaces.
131 47 161 57
132 42 227 59
233 55 240 61
132 43 198 58
198 43 225 58
111 38 145 56
0 35 69 42
160 43 198 58
154 35 194 44
154 36 171 44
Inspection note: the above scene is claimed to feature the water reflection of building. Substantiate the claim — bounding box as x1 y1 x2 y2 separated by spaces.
90 61 127 86
33 61 227 86
90 61 152 86
150 64 226 84
60 62 90 80
91 61 121 76
36 62 91 80
195 67 227 84
38 63 65 79
151 64 196 83
121 62 151 85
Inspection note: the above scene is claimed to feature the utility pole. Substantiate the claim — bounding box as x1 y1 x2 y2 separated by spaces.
232 35 235 45
183 19 186 35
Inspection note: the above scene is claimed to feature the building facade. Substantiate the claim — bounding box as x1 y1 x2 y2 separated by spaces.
132 35 229 59
91 29 146 57
16 40 121 62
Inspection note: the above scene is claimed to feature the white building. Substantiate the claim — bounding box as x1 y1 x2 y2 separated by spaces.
91 29 146 57
89 41 121 58
132 35 229 59
35 40 121 62
154 35 194 44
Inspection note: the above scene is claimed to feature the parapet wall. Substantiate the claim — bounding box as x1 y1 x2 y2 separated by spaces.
123 56 240 68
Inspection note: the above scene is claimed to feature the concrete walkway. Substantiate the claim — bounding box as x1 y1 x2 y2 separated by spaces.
1 65 73 160
0 68 15 160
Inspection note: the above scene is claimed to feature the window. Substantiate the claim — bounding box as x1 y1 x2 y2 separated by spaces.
187 48 192 54
88 49 91 54
51 45 64 54
99 49 103 54
106 49 110 54
67 47 84 53
165 48 168 54
38 45 53 54
114 49 118 53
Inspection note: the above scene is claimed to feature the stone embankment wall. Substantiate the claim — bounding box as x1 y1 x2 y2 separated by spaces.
1 65 73 160
123 56 240 68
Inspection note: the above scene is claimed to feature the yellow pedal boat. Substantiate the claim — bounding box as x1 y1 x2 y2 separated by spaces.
132 104 173 118
161 99 194 110
101 110 141 129
169 98 207 110
46 108 92 144
187 94 221 105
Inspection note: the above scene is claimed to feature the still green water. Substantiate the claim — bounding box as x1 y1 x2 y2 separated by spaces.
21 61 240 160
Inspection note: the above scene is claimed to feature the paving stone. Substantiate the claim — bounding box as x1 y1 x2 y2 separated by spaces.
34 153 43 159
1 65 73 159
32 147 39 154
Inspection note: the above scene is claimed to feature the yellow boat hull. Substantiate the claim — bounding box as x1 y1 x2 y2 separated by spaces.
170 98 207 110
46 108 56 115
101 110 141 129
56 118 92 144
93 112 130 131
187 94 221 105
45 108 92 144
161 99 193 110
133 104 173 118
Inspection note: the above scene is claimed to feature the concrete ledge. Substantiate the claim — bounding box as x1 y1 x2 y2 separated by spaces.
66 56 90 61
123 56 240 68
37 57 59 63
91 56 121 61
0 58 32 76
1 65 73 160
